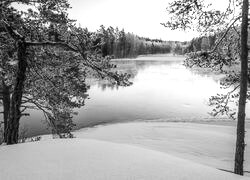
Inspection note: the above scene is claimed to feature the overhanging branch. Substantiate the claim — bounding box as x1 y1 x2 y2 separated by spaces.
210 16 241 53
26 41 78 52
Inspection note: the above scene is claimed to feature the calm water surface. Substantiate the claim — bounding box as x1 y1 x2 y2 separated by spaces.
21 54 249 136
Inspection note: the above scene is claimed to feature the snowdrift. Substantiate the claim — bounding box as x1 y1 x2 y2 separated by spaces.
0 138 248 180
77 122 250 172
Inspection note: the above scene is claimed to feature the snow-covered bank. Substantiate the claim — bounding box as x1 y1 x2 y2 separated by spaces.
0 139 247 180
0 122 249 179
76 122 250 173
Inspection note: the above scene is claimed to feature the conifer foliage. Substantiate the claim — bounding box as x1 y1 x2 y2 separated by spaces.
96 25 172 58
0 0 131 144
163 0 249 175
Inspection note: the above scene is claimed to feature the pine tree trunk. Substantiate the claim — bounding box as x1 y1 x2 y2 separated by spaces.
2 80 10 143
6 40 27 145
234 0 249 175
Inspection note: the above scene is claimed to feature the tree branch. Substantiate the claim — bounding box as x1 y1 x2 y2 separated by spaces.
210 16 241 53
26 41 78 52
1 20 24 41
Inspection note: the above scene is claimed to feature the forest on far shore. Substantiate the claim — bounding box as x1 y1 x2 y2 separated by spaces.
95 25 188 58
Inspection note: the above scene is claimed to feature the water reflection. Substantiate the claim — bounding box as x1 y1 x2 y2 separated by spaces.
21 54 249 136
98 83 119 91
96 59 186 91
75 55 238 129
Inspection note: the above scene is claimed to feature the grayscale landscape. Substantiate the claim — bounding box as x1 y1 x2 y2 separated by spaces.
0 0 250 179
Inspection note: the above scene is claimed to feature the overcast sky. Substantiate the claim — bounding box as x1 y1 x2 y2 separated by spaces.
68 0 227 41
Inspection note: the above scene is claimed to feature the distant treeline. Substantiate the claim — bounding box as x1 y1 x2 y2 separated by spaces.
95 25 175 58
184 35 217 53
161 35 217 55
183 29 241 55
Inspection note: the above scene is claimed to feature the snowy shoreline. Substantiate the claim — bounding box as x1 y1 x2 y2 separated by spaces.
0 121 249 179
76 122 250 172
78 118 250 132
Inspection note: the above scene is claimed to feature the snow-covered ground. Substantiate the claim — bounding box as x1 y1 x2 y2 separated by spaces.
77 122 250 173
0 122 249 179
